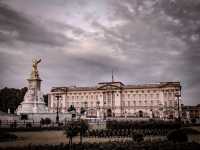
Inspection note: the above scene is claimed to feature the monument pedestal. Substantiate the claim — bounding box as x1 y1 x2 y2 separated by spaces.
16 59 48 115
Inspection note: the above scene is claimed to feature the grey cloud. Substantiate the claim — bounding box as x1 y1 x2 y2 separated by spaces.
90 0 200 105
0 2 71 46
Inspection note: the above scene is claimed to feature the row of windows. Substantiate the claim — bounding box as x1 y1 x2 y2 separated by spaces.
164 93 176 99
52 101 99 108
53 88 178 96
123 90 159 93
52 100 178 109
122 93 160 99
164 101 178 107
68 95 100 100
65 90 161 95
55 93 162 101
67 92 100 95
122 100 161 106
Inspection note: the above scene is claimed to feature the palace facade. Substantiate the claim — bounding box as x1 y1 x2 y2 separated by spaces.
48 81 182 120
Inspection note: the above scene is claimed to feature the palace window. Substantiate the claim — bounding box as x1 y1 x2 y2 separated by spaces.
139 94 141 100
81 102 84 106
156 94 159 99
150 94 153 100
133 94 135 100
145 94 147 100
157 100 160 105
144 100 147 105
174 101 177 106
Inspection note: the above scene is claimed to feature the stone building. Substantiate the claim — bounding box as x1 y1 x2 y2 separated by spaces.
48 81 182 120
182 104 200 123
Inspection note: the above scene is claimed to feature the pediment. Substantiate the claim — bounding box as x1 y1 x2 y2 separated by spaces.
97 84 122 90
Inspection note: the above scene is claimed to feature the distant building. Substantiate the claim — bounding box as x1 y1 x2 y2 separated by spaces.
182 104 200 123
48 81 182 120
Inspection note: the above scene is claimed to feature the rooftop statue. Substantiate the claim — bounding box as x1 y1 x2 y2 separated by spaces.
31 58 41 79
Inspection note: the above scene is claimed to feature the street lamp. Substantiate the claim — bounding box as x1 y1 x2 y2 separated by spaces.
175 93 181 122
55 95 61 124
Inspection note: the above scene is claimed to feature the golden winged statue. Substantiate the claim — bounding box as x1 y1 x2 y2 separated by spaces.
31 58 41 78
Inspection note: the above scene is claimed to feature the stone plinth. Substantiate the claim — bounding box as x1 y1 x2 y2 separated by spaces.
16 59 48 114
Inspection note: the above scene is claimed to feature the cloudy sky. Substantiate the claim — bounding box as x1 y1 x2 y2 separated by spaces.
0 0 200 105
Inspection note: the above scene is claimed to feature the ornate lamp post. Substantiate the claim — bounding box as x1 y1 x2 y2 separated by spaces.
55 95 61 124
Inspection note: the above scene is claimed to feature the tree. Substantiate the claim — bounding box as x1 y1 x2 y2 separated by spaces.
68 105 76 119
0 87 27 113
80 107 85 115
64 121 79 147
40 118 51 126
43 94 48 106
131 132 144 143
79 119 89 144
68 105 76 112
167 129 188 143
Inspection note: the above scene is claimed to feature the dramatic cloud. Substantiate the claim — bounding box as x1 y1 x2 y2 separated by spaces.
0 0 200 105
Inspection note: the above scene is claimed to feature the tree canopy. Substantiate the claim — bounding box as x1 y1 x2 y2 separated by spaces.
0 87 27 113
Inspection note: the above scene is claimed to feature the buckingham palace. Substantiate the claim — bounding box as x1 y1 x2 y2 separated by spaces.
48 81 182 120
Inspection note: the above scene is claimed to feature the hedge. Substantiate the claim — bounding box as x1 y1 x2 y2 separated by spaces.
0 141 199 150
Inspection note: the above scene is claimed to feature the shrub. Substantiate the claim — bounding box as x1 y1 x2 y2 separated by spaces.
26 123 32 128
131 132 144 143
0 141 200 150
64 121 79 145
106 120 182 130
40 118 51 126
167 129 188 143
0 132 17 142
191 118 196 124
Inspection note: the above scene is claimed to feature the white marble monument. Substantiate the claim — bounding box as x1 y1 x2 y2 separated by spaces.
16 59 48 114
